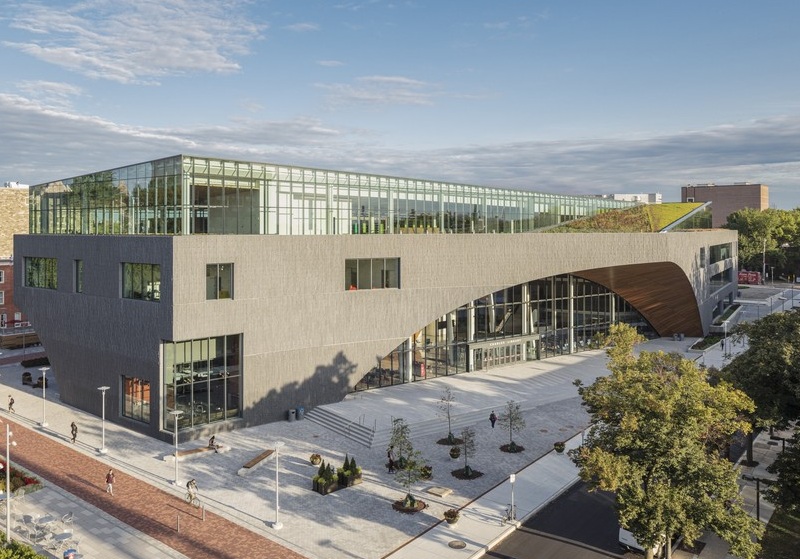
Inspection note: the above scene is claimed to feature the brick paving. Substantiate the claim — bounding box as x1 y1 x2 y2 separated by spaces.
4 418 306 559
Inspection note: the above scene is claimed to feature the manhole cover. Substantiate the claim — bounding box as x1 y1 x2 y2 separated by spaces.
448 540 467 549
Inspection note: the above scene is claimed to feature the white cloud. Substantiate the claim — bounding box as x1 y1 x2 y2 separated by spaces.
317 60 345 67
284 22 320 32
2 91 799 209
316 75 438 106
4 0 265 84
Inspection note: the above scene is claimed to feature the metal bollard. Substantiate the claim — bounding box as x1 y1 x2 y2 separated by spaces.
177 512 180 532
202 504 206 521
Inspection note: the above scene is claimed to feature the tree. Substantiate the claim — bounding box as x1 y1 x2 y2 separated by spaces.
438 386 456 444
459 427 477 477
765 431 800 513
718 311 800 464
388 418 426 509
497 400 525 452
573 324 762 559
725 207 800 278
389 417 414 469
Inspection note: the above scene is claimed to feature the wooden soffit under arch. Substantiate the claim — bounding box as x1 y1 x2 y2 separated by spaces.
573 262 703 337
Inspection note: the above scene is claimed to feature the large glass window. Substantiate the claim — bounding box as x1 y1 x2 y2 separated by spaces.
345 258 400 290
163 334 241 431
206 264 233 299
122 376 150 423
122 263 160 301
25 257 57 289
710 243 732 264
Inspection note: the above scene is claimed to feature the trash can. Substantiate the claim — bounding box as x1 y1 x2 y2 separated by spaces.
63 550 77 559
673 333 679 341
296 406 305 420
287 409 296 422
679 333 685 341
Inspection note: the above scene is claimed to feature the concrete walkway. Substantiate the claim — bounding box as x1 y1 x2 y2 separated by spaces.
0 284 793 559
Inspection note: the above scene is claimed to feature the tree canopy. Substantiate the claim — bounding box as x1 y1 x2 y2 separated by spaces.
573 324 762 559
725 207 800 278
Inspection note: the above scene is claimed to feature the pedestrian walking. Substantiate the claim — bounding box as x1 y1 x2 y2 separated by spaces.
489 410 497 428
105 468 115 495
70 421 78 443
387 445 396 473
7 395 14 413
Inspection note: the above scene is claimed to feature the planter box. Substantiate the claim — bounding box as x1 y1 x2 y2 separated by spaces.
338 474 362 488
313 480 338 495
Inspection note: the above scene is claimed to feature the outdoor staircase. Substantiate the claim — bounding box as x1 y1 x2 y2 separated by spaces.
304 400 538 449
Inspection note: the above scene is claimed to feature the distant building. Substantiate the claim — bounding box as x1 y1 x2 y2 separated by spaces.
681 183 768 228
610 193 662 204
0 185 35 345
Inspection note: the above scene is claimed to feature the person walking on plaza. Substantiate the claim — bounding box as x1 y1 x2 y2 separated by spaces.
186 478 199 506
7 395 14 413
105 468 115 496
387 445 396 473
489 410 497 428
70 421 78 443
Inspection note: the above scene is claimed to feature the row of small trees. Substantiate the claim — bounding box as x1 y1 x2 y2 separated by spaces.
438 386 526 451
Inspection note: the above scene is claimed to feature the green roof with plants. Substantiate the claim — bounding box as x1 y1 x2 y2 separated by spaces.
547 202 704 233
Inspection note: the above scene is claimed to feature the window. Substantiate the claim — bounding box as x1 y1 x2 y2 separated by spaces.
122 263 160 301
0 291 4 305
0 270 4 283
206 264 233 300
25 257 57 289
75 260 84 293
163 334 241 431
699 247 706 269
710 243 732 264
345 258 400 290
122 376 150 423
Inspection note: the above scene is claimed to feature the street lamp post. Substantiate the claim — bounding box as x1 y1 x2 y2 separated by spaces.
38 367 49 428
762 238 767 284
170 410 184 486
509 473 517 521
98 386 110 454
1 421 17 544
272 441 285 529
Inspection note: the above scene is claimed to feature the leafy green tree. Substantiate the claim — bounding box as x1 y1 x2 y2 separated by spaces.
573 324 762 559
388 418 426 508
765 431 800 513
497 400 525 452
725 207 800 278
719 312 800 464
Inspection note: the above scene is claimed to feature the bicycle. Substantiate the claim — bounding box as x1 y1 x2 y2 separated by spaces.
185 491 200 508
500 504 516 525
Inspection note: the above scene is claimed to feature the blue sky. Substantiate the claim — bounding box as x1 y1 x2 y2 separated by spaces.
1 0 799 209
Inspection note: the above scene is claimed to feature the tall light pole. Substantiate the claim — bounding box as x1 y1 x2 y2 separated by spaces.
170 410 183 486
272 441 285 530
509 473 516 521
2 422 16 544
98 386 110 454
762 238 767 284
38 367 49 428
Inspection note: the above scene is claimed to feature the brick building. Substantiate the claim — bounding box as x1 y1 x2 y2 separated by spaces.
0 184 31 332
681 183 769 228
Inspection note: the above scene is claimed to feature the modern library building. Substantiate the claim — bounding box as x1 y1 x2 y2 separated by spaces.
14 155 737 441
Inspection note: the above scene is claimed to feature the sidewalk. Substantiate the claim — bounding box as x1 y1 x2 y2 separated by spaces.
0 289 792 559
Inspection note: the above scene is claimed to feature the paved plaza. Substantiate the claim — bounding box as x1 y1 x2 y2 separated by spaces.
0 285 794 559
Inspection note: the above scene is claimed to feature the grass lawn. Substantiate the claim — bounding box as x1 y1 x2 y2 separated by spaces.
760 507 800 559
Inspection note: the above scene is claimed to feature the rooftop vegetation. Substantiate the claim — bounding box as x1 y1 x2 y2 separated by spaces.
548 202 704 233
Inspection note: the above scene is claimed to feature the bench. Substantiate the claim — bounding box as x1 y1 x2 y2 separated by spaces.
163 444 230 462
237 449 275 477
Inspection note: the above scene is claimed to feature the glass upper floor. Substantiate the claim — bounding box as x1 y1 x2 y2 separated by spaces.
29 155 636 236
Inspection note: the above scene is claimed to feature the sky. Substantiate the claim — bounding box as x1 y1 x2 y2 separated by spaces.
1 0 799 209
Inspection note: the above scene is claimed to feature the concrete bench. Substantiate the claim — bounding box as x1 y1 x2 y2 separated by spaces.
163 444 230 462
237 449 275 476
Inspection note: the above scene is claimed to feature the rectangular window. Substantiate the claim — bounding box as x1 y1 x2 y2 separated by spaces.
24 257 58 289
709 243 732 264
122 263 160 301
122 376 150 423
699 247 706 269
162 334 241 431
206 264 233 300
0 270 4 283
0 291 4 305
345 258 400 290
75 260 84 293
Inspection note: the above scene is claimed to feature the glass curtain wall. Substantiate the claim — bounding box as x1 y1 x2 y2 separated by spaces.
29 156 635 237
163 334 241 431
354 274 655 391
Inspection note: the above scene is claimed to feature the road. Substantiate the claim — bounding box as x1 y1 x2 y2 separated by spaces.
486 481 625 559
